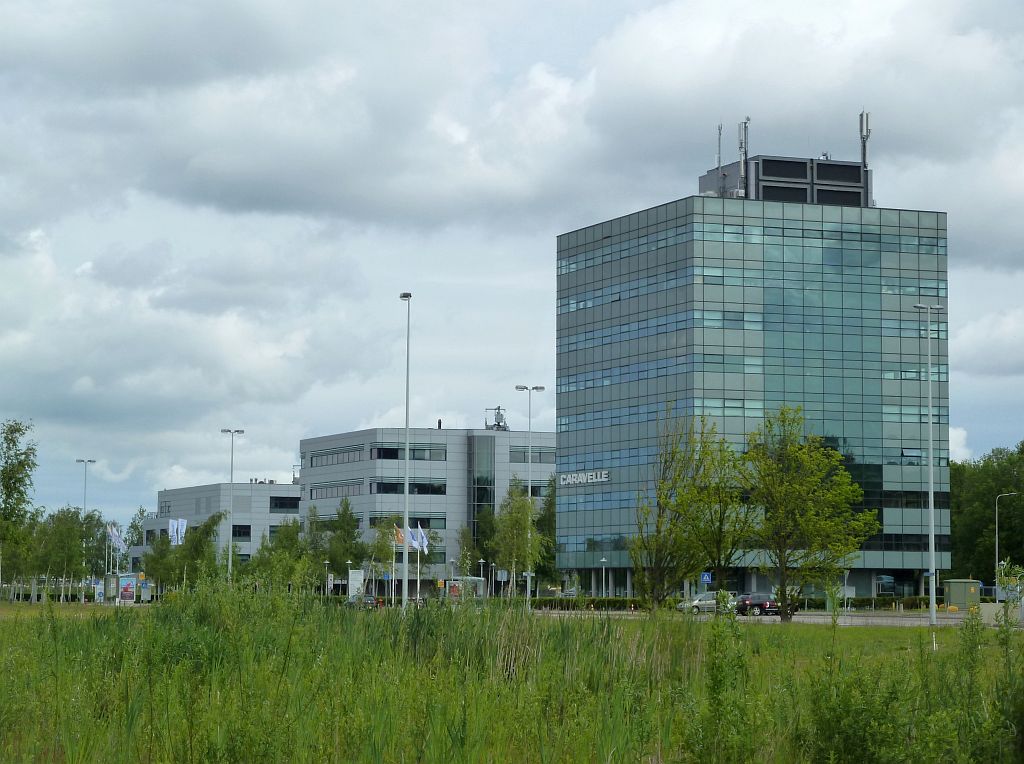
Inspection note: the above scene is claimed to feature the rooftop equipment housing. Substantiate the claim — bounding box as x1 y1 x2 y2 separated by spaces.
698 114 874 207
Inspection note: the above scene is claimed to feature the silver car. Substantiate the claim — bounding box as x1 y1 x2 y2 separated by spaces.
678 591 735 614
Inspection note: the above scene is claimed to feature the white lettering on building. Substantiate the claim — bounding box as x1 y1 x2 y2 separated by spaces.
558 470 611 487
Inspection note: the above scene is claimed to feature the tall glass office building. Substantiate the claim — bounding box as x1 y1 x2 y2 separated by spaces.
555 154 949 598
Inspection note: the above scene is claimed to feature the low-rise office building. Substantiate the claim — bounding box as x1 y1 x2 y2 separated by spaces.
129 480 302 570
299 414 555 594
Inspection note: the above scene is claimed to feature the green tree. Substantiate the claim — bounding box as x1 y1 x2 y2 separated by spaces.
38 506 86 600
456 525 477 576
0 419 38 582
366 514 401 597
742 406 878 622
493 479 542 597
176 511 224 585
124 506 148 548
475 505 497 561
950 442 1024 581
672 416 756 591
142 533 174 592
81 510 107 577
327 499 367 573
535 475 558 585
629 415 703 610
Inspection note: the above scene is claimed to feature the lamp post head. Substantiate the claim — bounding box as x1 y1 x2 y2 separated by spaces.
600 557 607 564
221 428 244 435
532 385 545 392
515 384 528 391
913 304 944 312
76 458 96 464
400 292 412 301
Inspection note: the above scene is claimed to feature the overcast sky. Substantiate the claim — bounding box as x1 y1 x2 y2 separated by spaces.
3 0 1022 524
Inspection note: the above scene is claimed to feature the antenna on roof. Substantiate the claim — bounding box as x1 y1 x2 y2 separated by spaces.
737 117 750 197
859 110 871 168
716 123 724 196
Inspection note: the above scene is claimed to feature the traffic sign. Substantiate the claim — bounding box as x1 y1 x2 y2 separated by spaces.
700 572 712 584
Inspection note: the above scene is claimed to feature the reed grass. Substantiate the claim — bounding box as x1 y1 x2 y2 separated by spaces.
0 582 1018 762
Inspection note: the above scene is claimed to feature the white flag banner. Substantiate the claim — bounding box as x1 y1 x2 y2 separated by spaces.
107 523 127 553
406 527 421 552
176 518 187 545
168 519 179 546
417 524 429 555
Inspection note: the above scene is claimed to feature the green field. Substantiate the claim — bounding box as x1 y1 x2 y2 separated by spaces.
1 585 1020 763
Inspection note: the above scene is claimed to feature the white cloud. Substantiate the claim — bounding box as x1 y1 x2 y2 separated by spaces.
949 427 973 462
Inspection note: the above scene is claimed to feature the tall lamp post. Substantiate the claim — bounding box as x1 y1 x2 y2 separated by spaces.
400 292 412 611
220 428 244 583
600 557 608 598
77 457 97 582
76 458 96 515
515 384 545 611
996 492 1019 594
346 560 352 596
478 557 485 587
914 303 943 627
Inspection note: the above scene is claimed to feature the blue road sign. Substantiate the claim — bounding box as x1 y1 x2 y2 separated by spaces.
700 572 712 584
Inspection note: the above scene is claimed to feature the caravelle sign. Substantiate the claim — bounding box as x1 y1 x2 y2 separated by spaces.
559 470 611 487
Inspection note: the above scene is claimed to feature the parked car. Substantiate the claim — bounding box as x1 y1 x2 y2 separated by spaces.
735 592 781 616
344 594 380 610
678 591 735 614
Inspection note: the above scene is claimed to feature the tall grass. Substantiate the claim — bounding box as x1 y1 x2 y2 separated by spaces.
0 582 1018 762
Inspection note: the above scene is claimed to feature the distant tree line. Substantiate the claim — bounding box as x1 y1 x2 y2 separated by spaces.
0 419 150 599
950 441 1024 582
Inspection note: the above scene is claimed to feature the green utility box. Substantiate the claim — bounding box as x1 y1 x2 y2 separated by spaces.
945 579 982 611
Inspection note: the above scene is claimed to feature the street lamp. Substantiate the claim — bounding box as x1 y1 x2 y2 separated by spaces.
996 492 1019 593
478 558 485 580
75 458 96 592
490 562 495 596
400 291 412 612
346 559 352 596
515 383 545 611
449 559 456 582
323 560 330 604
914 303 943 627
220 428 244 583
600 557 608 598
75 458 96 515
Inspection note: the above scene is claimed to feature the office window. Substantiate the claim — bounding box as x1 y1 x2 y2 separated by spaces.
270 495 300 513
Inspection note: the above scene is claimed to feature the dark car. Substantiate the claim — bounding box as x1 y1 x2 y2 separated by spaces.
343 595 380 610
735 592 781 616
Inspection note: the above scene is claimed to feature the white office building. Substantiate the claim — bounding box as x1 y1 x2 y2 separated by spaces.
299 414 555 592
129 480 302 570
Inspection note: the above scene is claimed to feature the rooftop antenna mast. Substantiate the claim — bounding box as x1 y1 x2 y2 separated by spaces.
737 116 750 197
716 123 724 196
859 110 871 168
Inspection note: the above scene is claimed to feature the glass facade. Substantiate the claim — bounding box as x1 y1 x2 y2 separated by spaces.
556 195 950 590
468 434 495 546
